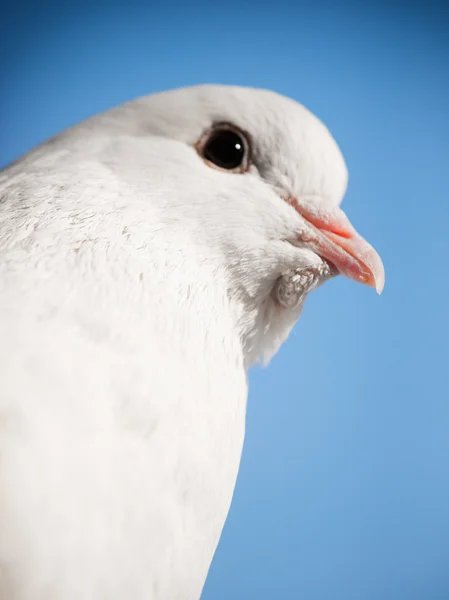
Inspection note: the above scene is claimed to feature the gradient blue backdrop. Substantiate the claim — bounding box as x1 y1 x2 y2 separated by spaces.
2 1 449 598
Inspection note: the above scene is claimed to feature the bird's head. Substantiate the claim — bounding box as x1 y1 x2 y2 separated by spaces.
111 85 384 365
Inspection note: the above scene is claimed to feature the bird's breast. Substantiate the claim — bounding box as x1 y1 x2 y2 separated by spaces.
0 253 248 600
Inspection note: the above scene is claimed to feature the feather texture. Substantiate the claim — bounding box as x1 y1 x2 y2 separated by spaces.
0 85 354 599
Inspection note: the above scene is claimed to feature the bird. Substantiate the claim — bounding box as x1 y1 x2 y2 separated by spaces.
0 85 384 600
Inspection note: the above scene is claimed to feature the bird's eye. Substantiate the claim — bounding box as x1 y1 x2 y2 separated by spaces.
197 125 250 173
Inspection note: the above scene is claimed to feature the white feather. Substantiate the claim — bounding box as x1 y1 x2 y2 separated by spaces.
0 85 348 599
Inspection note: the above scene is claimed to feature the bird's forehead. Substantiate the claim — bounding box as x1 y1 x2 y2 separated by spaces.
133 85 348 206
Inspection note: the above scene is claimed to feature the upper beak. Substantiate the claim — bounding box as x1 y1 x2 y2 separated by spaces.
288 197 385 294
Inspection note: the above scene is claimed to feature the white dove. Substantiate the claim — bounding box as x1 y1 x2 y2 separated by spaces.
0 85 384 600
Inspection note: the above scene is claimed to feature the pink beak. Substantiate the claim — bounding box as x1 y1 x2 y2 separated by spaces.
289 197 385 294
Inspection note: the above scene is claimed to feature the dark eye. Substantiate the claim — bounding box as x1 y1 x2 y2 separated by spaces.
197 125 250 173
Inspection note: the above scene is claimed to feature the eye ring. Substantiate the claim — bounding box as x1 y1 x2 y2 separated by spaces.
195 123 251 174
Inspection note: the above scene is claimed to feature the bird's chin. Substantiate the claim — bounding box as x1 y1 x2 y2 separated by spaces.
272 259 338 309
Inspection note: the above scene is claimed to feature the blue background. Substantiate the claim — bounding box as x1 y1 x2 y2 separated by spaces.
2 1 449 598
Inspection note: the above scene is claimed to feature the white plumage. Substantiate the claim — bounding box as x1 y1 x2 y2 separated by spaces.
0 85 384 600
